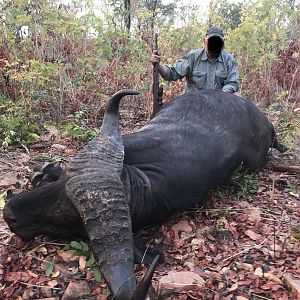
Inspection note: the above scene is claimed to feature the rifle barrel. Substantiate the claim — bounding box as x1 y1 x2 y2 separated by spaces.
152 33 162 117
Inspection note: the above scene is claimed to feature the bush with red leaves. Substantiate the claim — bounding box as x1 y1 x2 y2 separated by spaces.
271 41 300 91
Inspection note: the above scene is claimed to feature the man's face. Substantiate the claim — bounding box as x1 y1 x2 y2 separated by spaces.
204 36 224 58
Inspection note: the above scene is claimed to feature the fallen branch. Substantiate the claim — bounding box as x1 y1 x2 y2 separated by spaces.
18 281 62 290
268 164 300 175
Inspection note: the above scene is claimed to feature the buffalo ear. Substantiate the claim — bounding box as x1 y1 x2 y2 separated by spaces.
29 172 45 188
29 162 64 188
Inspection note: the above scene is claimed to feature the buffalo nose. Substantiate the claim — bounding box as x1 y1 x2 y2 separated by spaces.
3 205 17 226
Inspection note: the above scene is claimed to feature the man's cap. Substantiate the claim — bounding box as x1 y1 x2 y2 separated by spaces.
206 27 224 39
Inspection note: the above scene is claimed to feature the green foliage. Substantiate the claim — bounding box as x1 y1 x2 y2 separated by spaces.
217 1 242 31
230 172 259 199
45 259 54 276
277 112 300 148
0 0 298 148
63 240 102 282
61 109 99 142
92 265 102 282
215 216 228 233
61 123 98 142
216 208 231 219
291 225 300 239
0 98 40 147
226 0 293 73
161 22 206 59
216 171 259 200
222 0 295 102
269 102 300 149
65 241 90 255
210 208 234 236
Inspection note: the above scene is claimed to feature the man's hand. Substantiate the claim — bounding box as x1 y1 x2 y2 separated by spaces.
223 89 234 93
150 52 168 78
150 52 161 65
223 89 242 97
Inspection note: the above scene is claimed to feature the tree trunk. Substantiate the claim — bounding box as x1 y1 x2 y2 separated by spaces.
124 0 131 33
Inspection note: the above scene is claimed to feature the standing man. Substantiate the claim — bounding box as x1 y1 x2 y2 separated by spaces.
150 27 239 94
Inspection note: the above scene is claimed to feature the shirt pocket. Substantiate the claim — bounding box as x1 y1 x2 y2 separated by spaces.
191 71 206 89
215 70 227 88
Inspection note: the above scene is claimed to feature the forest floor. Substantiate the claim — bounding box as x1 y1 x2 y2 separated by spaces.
0 120 299 300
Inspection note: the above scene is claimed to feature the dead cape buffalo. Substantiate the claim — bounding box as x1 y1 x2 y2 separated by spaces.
3 89 286 300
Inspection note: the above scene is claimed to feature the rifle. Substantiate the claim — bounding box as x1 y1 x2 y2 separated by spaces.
152 32 163 118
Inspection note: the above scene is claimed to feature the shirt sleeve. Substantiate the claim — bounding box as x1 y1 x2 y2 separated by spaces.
222 56 239 92
163 53 193 81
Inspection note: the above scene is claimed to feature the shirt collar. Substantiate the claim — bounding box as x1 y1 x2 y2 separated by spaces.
201 49 224 62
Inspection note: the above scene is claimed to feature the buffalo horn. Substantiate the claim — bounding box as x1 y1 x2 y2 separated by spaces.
66 90 156 300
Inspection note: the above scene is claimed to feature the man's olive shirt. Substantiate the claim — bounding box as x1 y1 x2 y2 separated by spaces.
163 48 239 93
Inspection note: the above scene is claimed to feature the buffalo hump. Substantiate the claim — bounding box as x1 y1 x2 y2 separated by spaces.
125 90 278 230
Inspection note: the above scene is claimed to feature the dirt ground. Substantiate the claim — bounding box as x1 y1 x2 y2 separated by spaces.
0 132 299 300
